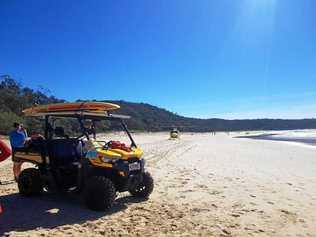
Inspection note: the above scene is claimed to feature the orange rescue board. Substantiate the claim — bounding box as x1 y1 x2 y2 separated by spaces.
23 102 120 115
0 140 11 162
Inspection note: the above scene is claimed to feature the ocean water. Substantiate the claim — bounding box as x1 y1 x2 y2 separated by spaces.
236 129 316 146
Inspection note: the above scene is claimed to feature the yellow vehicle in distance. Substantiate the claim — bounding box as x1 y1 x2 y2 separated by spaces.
169 128 180 139
16 102 154 211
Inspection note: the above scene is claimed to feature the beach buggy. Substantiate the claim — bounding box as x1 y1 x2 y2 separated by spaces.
15 102 154 211
169 128 180 139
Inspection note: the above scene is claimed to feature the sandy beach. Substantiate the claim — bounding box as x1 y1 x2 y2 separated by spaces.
1 133 316 237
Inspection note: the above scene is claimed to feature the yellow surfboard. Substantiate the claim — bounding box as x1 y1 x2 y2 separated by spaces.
23 102 120 116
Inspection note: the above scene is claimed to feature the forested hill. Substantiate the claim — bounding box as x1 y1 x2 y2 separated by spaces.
110 100 316 132
1 75 316 134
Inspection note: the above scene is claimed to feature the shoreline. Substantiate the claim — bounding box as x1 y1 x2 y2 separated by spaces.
235 133 316 147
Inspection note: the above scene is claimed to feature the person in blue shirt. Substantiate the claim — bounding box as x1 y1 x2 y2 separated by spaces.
9 122 29 181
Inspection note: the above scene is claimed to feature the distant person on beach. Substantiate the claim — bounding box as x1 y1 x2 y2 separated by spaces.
83 119 96 139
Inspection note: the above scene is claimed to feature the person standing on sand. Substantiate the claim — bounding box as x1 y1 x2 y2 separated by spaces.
9 122 29 181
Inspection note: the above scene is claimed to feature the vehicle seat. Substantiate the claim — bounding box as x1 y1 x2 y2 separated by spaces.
54 127 69 139
48 139 83 167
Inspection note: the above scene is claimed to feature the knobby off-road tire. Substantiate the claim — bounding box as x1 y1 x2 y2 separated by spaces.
83 176 116 211
18 168 43 196
129 172 154 198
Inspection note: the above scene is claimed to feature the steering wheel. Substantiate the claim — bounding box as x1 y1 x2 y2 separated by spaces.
103 141 113 150
76 133 88 140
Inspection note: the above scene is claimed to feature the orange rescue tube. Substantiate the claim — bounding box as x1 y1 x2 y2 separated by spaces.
0 140 11 162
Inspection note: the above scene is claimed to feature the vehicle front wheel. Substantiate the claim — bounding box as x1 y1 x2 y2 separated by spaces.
129 172 154 198
83 176 116 211
18 168 43 196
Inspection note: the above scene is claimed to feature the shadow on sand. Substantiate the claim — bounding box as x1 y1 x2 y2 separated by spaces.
0 192 143 235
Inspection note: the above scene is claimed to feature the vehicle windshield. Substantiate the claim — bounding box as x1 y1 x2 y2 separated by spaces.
49 117 81 138
92 119 133 146
48 117 134 146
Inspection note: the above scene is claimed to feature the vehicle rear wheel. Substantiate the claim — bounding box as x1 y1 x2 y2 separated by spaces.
18 168 43 196
129 172 154 198
83 176 116 211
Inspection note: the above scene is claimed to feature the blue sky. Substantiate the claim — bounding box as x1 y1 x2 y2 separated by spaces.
1 0 316 119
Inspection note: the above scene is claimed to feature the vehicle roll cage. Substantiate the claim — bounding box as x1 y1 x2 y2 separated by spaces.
43 113 137 148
